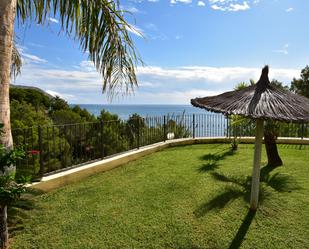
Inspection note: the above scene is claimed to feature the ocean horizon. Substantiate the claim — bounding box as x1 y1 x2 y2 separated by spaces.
73 104 213 120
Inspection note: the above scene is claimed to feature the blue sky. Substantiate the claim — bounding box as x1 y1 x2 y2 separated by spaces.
14 0 309 104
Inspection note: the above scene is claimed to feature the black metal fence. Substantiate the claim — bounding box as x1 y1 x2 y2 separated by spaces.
12 114 308 180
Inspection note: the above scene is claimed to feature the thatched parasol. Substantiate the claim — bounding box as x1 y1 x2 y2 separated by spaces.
191 66 309 210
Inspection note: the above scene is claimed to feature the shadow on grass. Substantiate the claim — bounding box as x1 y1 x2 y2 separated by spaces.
278 144 309 150
228 210 256 249
194 165 299 218
194 164 299 248
198 149 235 173
194 188 243 218
8 188 44 235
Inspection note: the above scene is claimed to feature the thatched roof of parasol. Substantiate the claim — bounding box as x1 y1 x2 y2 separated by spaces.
191 66 309 123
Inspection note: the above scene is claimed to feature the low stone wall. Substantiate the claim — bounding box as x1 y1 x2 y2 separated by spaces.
30 137 308 192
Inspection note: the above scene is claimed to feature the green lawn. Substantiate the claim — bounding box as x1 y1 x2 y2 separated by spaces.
10 143 309 249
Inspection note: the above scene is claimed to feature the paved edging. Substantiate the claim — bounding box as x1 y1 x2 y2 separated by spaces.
29 137 308 192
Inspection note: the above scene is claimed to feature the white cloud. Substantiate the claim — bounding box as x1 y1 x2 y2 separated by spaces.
127 24 144 37
138 81 158 87
230 2 250 11
285 7 294 12
28 42 45 48
16 44 48 64
46 90 76 100
78 60 96 72
15 65 103 103
121 5 147 14
137 65 299 84
171 0 192 5
131 89 222 104
273 44 289 55
15 62 300 104
48 17 59 24
209 0 253 12
21 53 48 63
127 6 140 13
197 1 206 6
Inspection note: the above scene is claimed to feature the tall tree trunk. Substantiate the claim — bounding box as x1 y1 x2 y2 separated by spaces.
0 0 16 151
0 1 17 248
0 206 8 249
264 129 283 167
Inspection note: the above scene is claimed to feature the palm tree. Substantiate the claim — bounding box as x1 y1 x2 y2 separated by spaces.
0 1 140 247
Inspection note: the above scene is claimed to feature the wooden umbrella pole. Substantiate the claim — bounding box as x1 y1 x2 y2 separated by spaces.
250 119 264 210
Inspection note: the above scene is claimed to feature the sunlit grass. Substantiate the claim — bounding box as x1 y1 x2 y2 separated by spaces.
10 143 309 249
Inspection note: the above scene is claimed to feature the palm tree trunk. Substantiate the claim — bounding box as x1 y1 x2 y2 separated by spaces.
264 130 283 167
0 1 17 248
0 206 8 249
0 0 16 151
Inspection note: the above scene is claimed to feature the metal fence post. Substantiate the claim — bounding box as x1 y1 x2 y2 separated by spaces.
63 125 67 168
193 114 196 138
299 122 304 150
226 115 229 138
38 125 44 176
100 121 104 159
163 115 166 142
301 122 304 139
137 118 140 149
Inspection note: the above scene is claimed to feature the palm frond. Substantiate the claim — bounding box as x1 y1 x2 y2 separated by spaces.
16 0 142 97
11 42 22 79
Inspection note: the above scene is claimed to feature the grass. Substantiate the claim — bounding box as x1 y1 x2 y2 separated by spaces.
10 143 309 249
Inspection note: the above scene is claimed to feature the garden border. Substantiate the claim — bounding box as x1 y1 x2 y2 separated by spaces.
29 137 309 192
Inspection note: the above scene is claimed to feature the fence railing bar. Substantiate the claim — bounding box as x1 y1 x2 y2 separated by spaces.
11 113 309 178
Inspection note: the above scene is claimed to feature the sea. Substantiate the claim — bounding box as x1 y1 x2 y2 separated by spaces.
75 104 212 120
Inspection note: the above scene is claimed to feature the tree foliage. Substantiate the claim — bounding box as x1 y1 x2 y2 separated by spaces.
51 110 83 125
50 96 70 113
0 124 26 205
0 123 26 249
10 100 52 130
291 65 309 98
71 106 96 122
10 87 51 110
271 79 290 91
